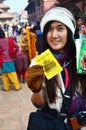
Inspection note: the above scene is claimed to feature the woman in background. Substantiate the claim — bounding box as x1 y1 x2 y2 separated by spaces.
0 28 21 91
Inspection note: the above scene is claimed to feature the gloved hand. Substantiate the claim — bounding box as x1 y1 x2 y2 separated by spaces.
26 65 44 92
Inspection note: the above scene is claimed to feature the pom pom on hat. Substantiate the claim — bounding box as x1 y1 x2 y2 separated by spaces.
40 7 76 35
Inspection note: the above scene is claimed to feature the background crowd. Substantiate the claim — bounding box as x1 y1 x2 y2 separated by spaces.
0 21 43 91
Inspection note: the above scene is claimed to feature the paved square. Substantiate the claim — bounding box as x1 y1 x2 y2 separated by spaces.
0 82 36 130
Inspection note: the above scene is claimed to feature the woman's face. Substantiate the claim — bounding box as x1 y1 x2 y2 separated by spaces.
22 28 26 34
77 18 83 27
47 21 67 52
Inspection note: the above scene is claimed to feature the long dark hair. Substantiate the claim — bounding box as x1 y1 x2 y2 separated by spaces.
42 21 79 103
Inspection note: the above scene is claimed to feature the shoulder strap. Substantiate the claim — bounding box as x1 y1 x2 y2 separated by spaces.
59 85 73 120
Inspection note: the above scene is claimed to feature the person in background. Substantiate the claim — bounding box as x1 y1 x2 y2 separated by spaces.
19 27 29 58
0 28 21 91
32 23 43 54
14 50 29 83
26 7 86 129
11 28 18 42
74 17 84 39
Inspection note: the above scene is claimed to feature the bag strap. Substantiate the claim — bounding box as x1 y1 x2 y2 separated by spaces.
59 83 73 120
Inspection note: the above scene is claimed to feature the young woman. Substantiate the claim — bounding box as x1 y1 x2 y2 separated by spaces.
26 7 86 129
0 28 21 91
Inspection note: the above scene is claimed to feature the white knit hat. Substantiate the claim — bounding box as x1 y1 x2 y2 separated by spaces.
40 7 76 34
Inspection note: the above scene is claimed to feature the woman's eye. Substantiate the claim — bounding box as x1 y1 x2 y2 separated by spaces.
48 28 52 31
58 27 63 31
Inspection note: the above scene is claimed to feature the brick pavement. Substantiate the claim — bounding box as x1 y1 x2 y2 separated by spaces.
0 82 36 130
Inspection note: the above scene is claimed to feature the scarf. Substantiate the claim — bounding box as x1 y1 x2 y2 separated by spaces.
50 49 68 66
50 50 69 88
8 37 15 58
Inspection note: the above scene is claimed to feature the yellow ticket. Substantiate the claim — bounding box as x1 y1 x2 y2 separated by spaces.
34 49 63 79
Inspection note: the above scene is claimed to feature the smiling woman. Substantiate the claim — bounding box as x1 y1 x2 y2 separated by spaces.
4 0 28 12
26 6 86 130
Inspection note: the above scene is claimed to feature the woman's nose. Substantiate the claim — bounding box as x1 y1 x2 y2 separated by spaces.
52 30 58 38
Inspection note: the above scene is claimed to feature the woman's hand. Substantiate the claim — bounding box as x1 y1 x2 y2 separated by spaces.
26 65 44 92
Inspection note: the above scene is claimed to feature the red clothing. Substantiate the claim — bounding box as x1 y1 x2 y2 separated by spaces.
14 51 29 80
14 50 29 73
0 37 19 62
0 48 2 67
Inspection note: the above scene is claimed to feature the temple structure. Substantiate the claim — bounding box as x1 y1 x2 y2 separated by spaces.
0 0 13 24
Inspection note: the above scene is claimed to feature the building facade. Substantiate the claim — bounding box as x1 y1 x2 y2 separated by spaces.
25 0 59 24
0 0 13 24
25 0 86 24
